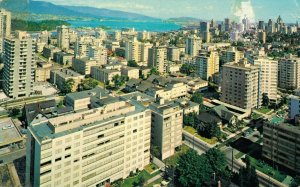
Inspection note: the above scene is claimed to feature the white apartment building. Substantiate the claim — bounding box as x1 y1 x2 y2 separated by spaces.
253 57 278 102
3 31 35 98
149 101 183 160
88 46 107 64
0 9 11 53
278 55 300 90
221 59 261 110
57 25 70 50
148 45 167 74
196 51 219 81
125 38 141 62
26 94 151 187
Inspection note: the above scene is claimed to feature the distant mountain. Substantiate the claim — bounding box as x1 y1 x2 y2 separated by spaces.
168 17 202 22
0 0 158 21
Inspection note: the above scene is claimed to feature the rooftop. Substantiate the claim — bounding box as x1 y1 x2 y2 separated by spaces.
0 118 22 146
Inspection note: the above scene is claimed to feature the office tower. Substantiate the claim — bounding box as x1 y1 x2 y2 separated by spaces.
253 57 278 102
258 31 266 44
148 45 167 74
267 19 275 33
200 22 210 33
125 37 141 62
221 59 261 109
185 35 202 57
225 18 231 32
0 9 11 53
278 56 300 90
210 19 216 28
167 46 180 62
242 17 249 31
196 51 219 81
26 90 151 187
258 21 265 30
149 100 183 160
202 31 211 43
57 25 70 51
3 31 35 99
263 122 300 175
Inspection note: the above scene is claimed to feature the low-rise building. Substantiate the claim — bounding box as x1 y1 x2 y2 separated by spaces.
53 52 73 66
121 67 139 79
73 58 101 75
50 68 84 92
35 62 53 82
91 67 121 84
43 45 61 60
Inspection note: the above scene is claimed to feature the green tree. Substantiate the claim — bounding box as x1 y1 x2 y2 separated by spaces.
148 68 160 76
176 150 213 187
183 113 196 128
238 157 259 187
205 148 228 179
127 60 139 67
191 92 204 109
61 79 75 94
150 145 160 158
180 64 195 75
197 123 221 139
81 78 99 90
112 75 127 89
11 108 20 117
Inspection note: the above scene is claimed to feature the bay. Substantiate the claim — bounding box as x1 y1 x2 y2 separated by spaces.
67 19 181 32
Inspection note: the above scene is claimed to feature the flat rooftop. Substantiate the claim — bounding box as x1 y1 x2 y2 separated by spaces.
0 118 22 146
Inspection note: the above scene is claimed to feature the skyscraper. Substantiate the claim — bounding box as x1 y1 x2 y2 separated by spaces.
148 44 167 74
3 31 35 98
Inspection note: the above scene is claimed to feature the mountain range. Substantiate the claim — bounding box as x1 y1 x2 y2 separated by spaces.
0 0 159 20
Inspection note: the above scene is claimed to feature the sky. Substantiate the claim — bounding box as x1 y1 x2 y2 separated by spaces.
34 0 300 23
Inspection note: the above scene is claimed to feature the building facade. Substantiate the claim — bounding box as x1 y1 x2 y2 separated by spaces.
196 51 219 81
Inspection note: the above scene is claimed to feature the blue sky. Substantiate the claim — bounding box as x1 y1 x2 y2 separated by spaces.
35 0 300 22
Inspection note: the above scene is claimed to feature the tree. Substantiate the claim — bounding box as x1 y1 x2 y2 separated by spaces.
112 75 127 89
197 123 221 139
149 68 160 76
61 79 75 94
262 93 270 107
176 150 213 187
180 64 195 75
191 92 203 109
11 108 20 117
183 113 196 128
136 175 145 186
127 60 139 67
238 156 259 187
81 78 99 90
205 148 228 179
150 145 160 158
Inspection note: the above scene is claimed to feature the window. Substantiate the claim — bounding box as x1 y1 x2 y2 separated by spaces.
133 129 137 133
40 160 51 167
65 146 71 151
65 154 71 159
55 157 62 162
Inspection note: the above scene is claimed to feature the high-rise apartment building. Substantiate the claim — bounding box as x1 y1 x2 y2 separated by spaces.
57 25 70 51
26 91 151 187
185 35 202 57
258 31 266 44
148 45 167 74
0 9 11 53
221 59 261 109
167 46 180 62
278 55 300 90
223 47 244 64
149 100 183 160
125 38 141 62
253 57 278 102
3 31 35 98
196 51 219 81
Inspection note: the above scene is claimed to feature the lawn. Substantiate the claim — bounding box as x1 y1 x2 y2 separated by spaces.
256 107 271 114
235 151 245 159
184 126 218 145
98 82 105 88
164 144 190 166
247 156 286 182
145 178 163 187
144 163 159 174
251 113 263 120
122 170 161 187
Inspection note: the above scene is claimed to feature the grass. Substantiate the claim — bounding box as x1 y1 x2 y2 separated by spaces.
251 113 262 120
122 170 161 187
98 82 105 88
184 126 218 145
164 144 190 166
247 156 287 182
256 106 271 114
235 151 245 159
144 163 159 174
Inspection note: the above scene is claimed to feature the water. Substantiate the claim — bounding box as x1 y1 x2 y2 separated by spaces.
67 19 181 32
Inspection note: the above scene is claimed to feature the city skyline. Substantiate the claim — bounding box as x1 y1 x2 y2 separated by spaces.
33 0 300 23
